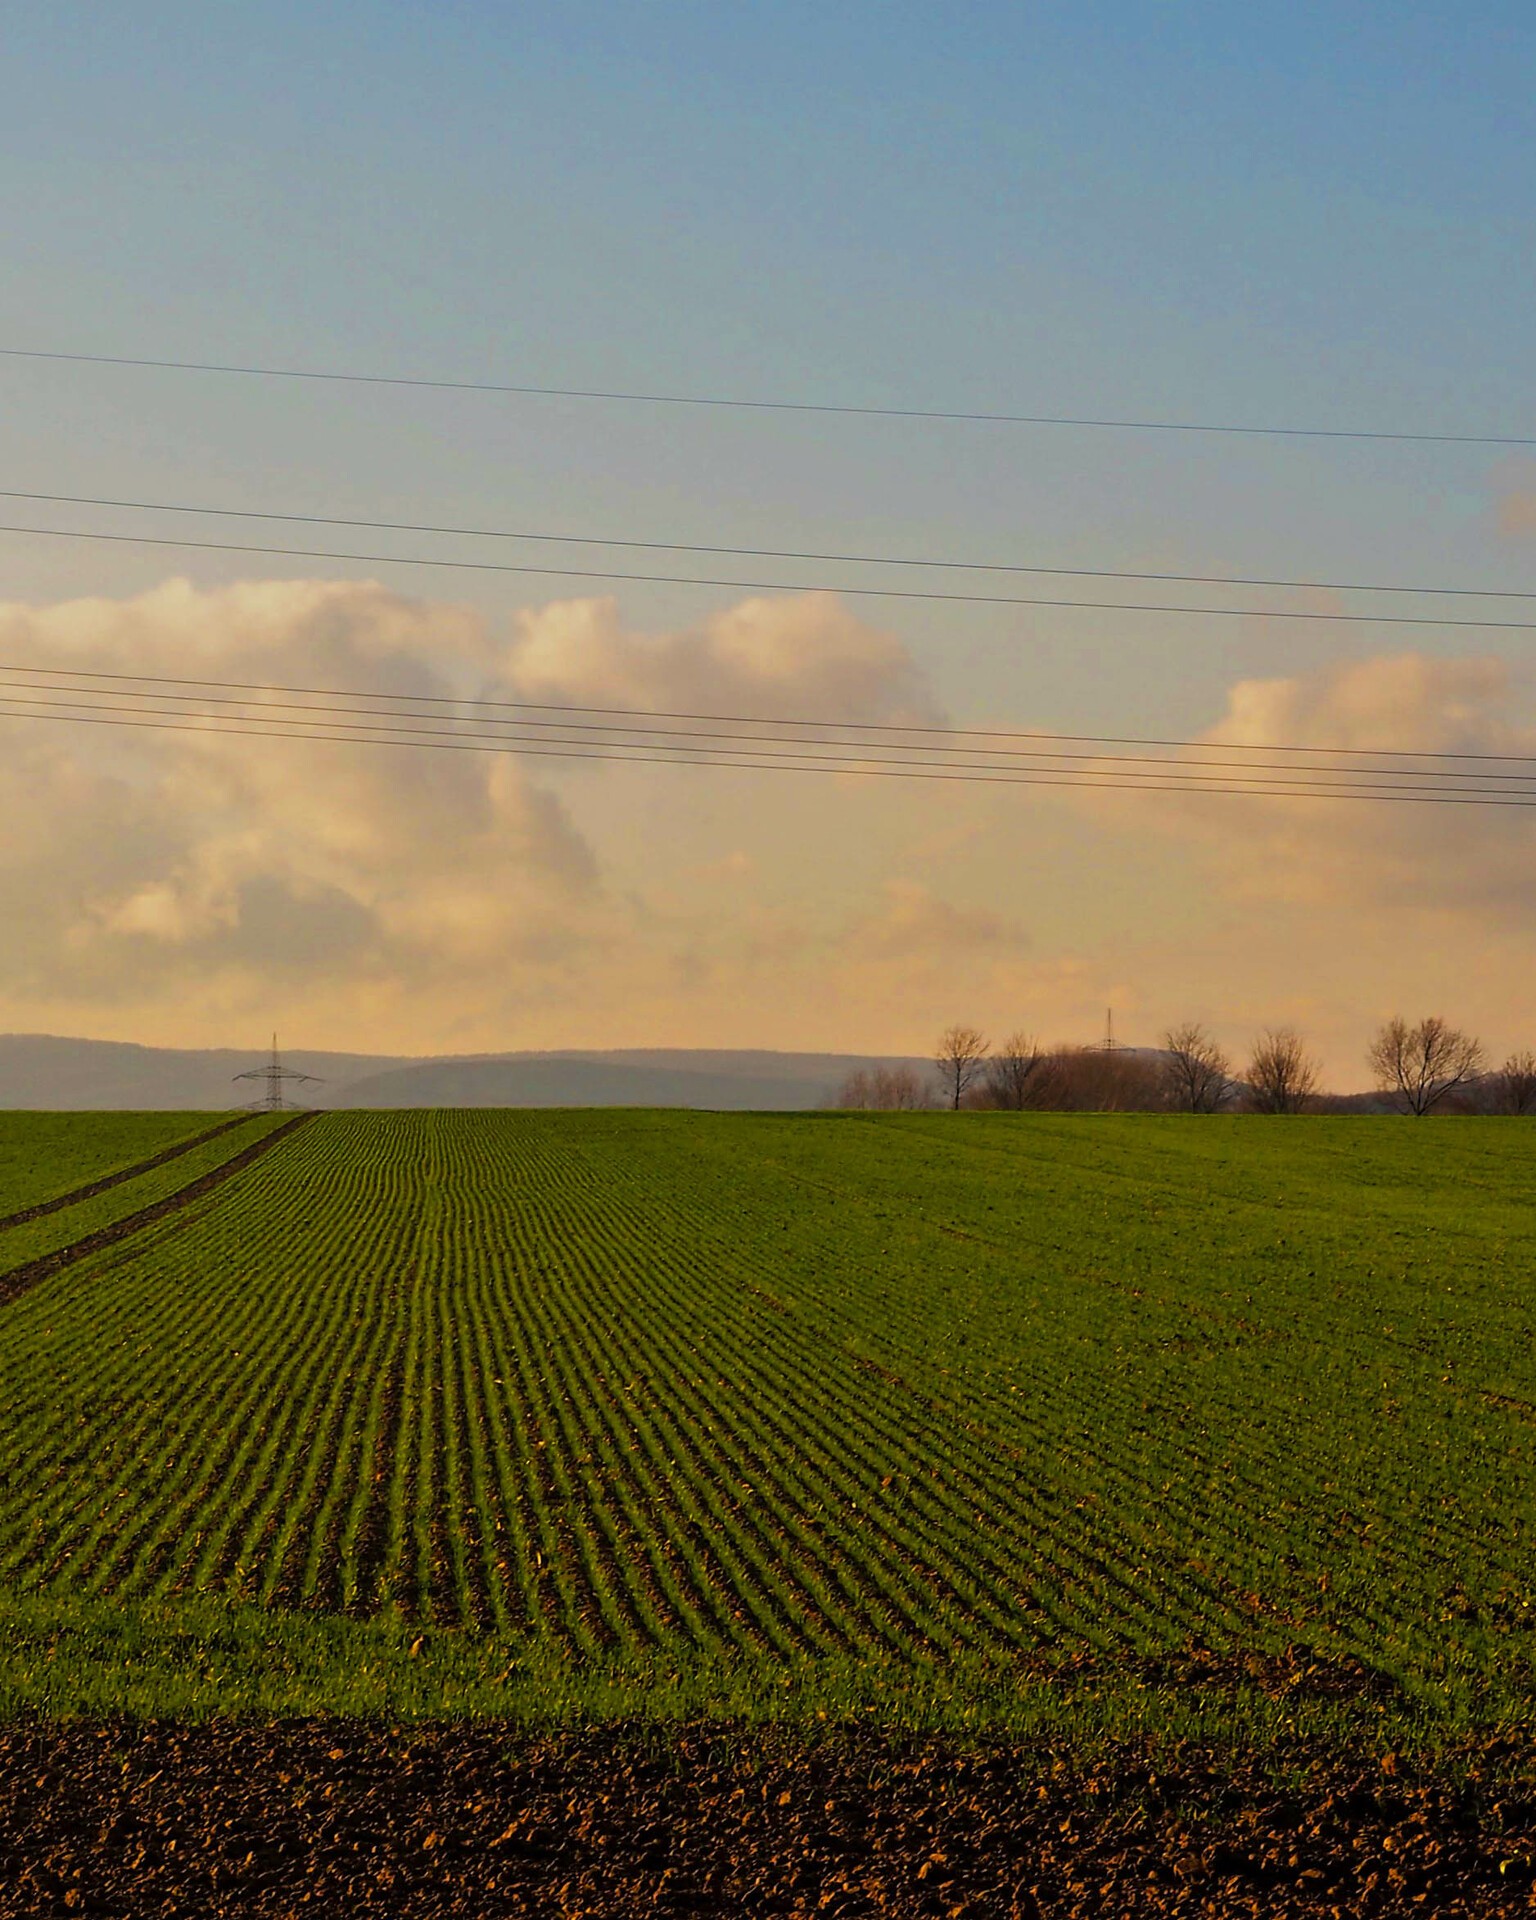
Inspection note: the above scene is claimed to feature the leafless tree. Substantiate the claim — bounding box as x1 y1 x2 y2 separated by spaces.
1244 1027 1320 1114
832 1065 932 1110
1033 1046 1166 1112
935 1025 989 1111
1488 1049 1536 1115
1367 1015 1485 1116
985 1031 1046 1110
1161 1022 1234 1113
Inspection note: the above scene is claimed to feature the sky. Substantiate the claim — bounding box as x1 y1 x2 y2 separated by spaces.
0 2 1533 1084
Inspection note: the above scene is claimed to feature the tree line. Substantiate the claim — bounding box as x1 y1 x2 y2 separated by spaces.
834 1019 1536 1116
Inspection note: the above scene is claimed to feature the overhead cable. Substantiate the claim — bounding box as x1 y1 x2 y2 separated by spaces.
2 345 1530 447
5 678 1536 808
8 700 1536 804
4 487 1532 601
0 684 1515 789
6 661 1532 766
3 522 1536 630
2 671 1534 785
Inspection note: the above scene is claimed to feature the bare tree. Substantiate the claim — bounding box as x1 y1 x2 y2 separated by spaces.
1161 1022 1234 1113
985 1031 1046 1110
935 1025 989 1111
1367 1015 1485 1116
1034 1045 1165 1112
1244 1027 1320 1114
832 1065 932 1110
1489 1049 1536 1115
832 1069 872 1109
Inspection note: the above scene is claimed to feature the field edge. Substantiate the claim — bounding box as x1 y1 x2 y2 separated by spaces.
2 1596 1531 1760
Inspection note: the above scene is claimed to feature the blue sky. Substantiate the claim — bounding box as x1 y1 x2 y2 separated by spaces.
1 5 1534 1066
7 3 1532 397
3 7 1533 703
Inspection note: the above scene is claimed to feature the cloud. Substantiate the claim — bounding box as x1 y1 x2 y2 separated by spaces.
1136 652 1536 919
693 849 755 882
838 880 1029 963
498 590 942 724
0 577 942 1045
23 580 1536 1078
0 580 600 1020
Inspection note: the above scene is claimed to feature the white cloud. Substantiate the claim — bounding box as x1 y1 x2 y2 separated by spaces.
17 580 1534 1076
0 581 592 1015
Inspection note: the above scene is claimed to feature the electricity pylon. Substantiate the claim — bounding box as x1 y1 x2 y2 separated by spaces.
233 1034 321 1112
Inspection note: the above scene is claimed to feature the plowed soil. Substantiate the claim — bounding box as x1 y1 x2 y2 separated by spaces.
4 1723 1534 1917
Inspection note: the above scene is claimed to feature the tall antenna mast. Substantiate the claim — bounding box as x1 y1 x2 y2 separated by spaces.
233 1033 321 1112
1102 1007 1118 1053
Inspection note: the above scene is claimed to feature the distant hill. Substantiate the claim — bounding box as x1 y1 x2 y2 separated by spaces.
0 1034 931 1111
331 1057 828 1110
0 1034 410 1110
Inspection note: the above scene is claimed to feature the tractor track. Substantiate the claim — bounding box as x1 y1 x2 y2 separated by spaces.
0 1114 314 1310
0 1114 255 1234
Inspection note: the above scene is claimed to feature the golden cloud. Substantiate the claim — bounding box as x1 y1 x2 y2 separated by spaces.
1132 652 1536 917
837 879 1029 963
499 590 941 723
0 577 942 1046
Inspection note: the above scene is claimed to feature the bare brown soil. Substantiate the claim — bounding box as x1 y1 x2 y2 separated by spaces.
3 1722 1534 1917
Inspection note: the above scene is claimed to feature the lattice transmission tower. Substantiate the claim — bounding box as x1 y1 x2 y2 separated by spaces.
233 1034 322 1112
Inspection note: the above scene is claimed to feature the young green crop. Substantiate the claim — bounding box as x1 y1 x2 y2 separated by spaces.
0 1116 276 1273
0 1108 1533 1738
0 1113 238 1219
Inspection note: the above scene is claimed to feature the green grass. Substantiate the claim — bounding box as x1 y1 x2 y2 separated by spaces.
1 1110 1533 1742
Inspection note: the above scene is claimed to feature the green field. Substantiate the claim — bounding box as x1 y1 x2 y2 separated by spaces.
0 1113 285 1276
1 1109 1533 1745
0 1112 239 1218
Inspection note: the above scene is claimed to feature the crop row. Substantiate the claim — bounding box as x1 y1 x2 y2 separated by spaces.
0 1116 280 1277
0 1110 1533 1689
0 1114 238 1222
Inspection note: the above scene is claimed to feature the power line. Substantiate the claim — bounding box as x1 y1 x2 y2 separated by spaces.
2 345 1530 448
5 520 1536 631
4 670 1536 785
7 661 1533 766
5 486 1532 602
233 1034 320 1112
0 685 1516 791
8 700 1536 805
5 679 1536 806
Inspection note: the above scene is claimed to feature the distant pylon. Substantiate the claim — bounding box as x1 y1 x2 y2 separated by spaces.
1102 1007 1118 1053
233 1034 322 1112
